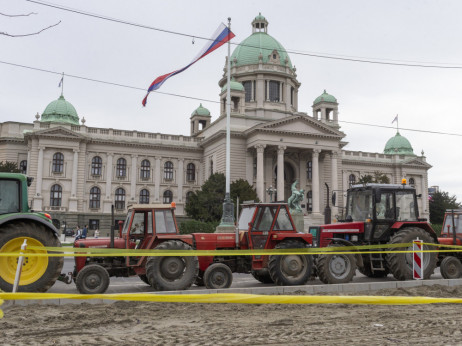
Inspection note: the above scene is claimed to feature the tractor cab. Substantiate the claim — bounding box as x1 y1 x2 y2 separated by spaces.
438 209 462 246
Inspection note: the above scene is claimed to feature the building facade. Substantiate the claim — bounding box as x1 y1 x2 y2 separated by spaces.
0 14 431 233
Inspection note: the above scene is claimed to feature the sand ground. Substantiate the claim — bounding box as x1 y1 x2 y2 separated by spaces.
1 285 462 345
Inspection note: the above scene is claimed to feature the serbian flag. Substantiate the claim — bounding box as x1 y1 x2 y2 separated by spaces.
142 23 235 107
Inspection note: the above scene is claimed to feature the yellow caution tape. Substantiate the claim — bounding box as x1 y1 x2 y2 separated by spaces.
1 292 462 305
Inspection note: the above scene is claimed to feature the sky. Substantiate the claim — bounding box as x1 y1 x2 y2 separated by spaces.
1 0 461 202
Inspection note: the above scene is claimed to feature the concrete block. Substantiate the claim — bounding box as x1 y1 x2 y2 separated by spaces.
217 288 250 294
283 285 315 295
396 280 423 288
341 282 371 293
42 299 61 306
313 284 340 294
250 287 277 295
448 279 462 287
423 279 449 286
369 282 398 291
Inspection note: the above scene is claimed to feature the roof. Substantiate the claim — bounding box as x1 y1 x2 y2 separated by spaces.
384 131 415 155
350 183 415 191
221 79 245 93
41 95 80 125
313 90 337 105
190 103 211 118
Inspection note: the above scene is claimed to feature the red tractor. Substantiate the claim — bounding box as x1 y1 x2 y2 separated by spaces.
308 181 438 284
193 202 314 289
437 209 462 279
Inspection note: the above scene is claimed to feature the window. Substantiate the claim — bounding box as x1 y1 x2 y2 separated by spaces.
243 81 252 102
0 180 20 214
115 188 125 209
210 160 213 176
306 191 312 212
185 191 194 205
89 219 99 231
91 156 102 176
89 186 101 209
186 163 195 181
349 174 356 185
155 210 176 234
253 157 257 178
140 159 150 179
269 81 280 102
139 189 150 204
409 177 415 186
273 207 294 231
50 184 62 206
306 161 312 180
290 87 294 106
19 160 27 174
163 190 173 203
116 158 127 178
164 161 173 180
52 152 64 173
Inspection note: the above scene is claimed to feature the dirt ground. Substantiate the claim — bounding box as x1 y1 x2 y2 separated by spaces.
1 285 462 345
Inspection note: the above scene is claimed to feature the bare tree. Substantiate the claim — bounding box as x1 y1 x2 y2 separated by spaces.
0 12 60 37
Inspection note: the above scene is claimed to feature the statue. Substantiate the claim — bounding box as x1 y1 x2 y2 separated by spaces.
288 180 304 213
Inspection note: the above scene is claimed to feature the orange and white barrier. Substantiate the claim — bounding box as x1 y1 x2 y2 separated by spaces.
413 238 423 280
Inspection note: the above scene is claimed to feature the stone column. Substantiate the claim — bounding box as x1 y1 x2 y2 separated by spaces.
69 149 79 212
321 108 327 123
256 76 264 108
130 155 137 202
255 144 266 202
103 153 113 213
277 145 286 201
331 151 339 215
265 80 269 101
33 146 44 211
178 159 184 202
312 149 321 214
246 150 253 185
299 154 307 196
26 150 31 175
154 157 161 202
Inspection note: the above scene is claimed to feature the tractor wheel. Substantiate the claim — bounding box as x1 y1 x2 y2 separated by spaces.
204 263 233 289
76 264 110 294
138 274 150 285
268 239 313 286
440 256 462 279
251 270 274 284
195 270 205 286
317 245 356 284
146 240 198 291
386 227 437 280
0 221 63 292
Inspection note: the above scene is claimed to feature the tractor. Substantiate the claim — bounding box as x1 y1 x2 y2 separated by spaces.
193 202 314 289
308 180 438 284
0 173 64 292
437 209 462 279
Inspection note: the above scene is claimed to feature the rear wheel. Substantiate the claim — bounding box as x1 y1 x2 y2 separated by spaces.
138 274 150 285
268 240 312 286
386 227 437 280
146 240 198 291
204 263 233 289
0 222 63 292
76 264 110 294
440 256 462 279
317 245 356 284
251 270 274 284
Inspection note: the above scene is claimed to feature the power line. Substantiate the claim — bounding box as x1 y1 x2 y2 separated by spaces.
26 0 462 69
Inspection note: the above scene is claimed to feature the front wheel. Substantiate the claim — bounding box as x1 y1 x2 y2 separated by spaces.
268 240 313 286
75 264 110 294
440 256 462 279
204 263 233 289
317 245 356 284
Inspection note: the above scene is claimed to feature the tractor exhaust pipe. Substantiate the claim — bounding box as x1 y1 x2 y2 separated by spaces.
110 204 115 248
235 197 239 249
452 209 457 246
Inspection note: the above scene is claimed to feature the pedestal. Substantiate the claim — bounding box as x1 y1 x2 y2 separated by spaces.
290 211 305 233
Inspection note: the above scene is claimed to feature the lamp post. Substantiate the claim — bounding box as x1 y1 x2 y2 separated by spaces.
266 185 276 202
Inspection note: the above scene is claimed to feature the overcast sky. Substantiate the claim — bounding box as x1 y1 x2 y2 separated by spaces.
1 0 461 202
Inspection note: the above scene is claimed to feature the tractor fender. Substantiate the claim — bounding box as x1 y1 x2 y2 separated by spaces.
0 214 59 238
391 222 438 243
325 238 364 269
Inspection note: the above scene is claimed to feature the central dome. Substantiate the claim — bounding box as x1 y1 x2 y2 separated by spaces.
230 14 292 68
41 95 80 125
384 132 415 155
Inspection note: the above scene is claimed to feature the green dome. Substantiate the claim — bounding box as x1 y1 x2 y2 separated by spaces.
384 132 415 155
41 95 79 125
254 13 266 21
221 79 245 93
313 90 337 105
190 103 211 117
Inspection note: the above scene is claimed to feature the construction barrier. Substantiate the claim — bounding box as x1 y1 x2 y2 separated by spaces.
2 292 462 305
413 239 423 280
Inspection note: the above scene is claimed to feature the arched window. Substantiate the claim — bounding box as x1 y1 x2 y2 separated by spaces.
306 191 312 212
349 174 356 185
52 152 64 173
89 186 101 209
140 160 150 179
50 184 62 206
164 161 173 180
243 81 252 102
409 177 415 186
116 158 127 178
186 191 194 205
163 190 173 204
115 188 125 209
306 161 312 180
19 160 27 174
269 80 280 102
91 156 102 176
139 189 150 204
186 163 195 181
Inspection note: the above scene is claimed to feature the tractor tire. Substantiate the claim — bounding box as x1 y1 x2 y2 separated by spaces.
251 270 274 284
386 227 437 280
268 239 313 286
138 274 150 285
204 263 233 289
440 256 462 279
146 240 198 291
76 264 110 294
0 221 63 292
317 245 356 284
195 270 205 286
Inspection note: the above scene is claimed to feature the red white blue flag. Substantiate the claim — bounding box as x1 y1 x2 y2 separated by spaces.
142 23 235 107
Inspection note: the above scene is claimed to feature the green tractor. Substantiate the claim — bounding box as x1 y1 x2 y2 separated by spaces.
0 173 63 292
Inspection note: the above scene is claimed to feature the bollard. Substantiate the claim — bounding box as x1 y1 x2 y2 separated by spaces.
413 238 423 280
12 239 28 293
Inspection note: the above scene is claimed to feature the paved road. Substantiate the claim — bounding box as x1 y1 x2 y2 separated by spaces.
49 257 443 294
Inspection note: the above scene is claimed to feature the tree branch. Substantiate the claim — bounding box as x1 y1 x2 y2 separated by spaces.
0 20 61 37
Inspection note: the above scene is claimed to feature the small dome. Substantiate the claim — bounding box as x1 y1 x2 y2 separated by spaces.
190 103 211 117
254 12 266 21
41 95 79 125
221 79 245 93
313 90 337 105
384 132 415 155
